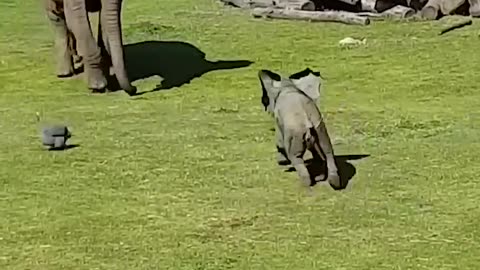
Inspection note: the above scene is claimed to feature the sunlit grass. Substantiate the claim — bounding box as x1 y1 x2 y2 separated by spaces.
1 1 480 269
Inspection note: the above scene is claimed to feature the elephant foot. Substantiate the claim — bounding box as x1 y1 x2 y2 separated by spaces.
276 149 290 166
56 62 75 78
277 156 291 166
327 173 342 190
103 75 137 96
91 88 107 94
278 160 291 166
123 85 137 96
86 68 108 91
57 71 74 78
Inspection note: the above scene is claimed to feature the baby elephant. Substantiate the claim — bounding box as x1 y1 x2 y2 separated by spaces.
258 68 341 189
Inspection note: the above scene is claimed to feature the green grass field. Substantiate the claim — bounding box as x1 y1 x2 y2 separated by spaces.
2 0 480 269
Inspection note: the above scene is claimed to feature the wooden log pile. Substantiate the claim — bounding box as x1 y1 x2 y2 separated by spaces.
219 0 480 25
252 7 371 25
220 0 317 10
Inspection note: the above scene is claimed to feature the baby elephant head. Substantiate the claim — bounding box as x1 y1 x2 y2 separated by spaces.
258 68 323 113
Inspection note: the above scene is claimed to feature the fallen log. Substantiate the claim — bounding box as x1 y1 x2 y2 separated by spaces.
337 0 361 5
220 0 316 10
251 7 371 25
220 0 276 8
360 0 428 13
356 11 383 18
382 4 416 18
356 5 417 20
278 0 316 10
219 0 253 8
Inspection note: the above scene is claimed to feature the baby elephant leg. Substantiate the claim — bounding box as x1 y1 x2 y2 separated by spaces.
275 128 290 165
315 122 341 189
309 146 326 182
290 157 311 187
285 135 311 187
277 147 290 166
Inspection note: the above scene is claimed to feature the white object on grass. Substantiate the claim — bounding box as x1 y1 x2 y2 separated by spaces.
338 37 367 47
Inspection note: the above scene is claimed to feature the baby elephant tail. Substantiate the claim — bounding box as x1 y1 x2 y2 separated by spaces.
311 131 326 162
304 120 326 161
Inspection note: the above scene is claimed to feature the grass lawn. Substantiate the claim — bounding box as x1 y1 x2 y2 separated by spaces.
1 0 480 269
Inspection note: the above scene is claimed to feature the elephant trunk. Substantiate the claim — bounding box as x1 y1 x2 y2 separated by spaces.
101 0 136 95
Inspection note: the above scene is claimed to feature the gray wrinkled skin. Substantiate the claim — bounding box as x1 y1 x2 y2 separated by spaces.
42 125 71 149
42 0 137 95
258 68 341 190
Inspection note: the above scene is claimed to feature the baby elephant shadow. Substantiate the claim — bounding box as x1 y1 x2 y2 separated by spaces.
115 40 252 95
286 154 370 190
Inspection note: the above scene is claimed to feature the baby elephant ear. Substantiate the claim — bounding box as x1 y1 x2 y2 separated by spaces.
289 68 322 103
258 69 281 112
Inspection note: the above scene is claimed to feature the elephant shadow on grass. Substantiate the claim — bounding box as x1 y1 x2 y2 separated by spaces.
285 154 370 190
112 40 253 94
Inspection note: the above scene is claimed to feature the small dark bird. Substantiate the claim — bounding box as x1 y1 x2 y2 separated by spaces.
36 112 72 150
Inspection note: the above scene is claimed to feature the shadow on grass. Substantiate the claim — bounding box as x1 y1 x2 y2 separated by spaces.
47 144 80 151
286 154 370 190
107 40 253 95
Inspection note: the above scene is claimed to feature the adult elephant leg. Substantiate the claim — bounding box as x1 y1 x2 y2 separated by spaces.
64 0 107 91
97 20 111 57
97 19 121 90
67 30 83 65
100 0 137 96
97 18 112 73
43 0 74 77
275 127 290 166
